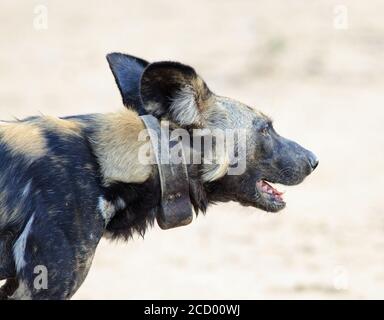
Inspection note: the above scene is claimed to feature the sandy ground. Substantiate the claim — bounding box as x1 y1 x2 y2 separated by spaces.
0 0 383 299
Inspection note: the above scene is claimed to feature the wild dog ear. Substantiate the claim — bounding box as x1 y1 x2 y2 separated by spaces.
106 52 149 114
140 61 213 126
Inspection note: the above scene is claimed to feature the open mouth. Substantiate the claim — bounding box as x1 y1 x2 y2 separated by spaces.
256 180 285 205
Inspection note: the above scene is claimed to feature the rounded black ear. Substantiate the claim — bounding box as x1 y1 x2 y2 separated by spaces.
106 52 149 114
140 61 212 125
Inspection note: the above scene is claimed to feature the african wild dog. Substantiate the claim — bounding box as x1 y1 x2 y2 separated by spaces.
0 53 318 299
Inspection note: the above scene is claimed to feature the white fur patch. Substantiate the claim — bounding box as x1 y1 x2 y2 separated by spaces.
170 86 200 126
115 197 126 211
13 213 35 273
22 180 32 198
98 197 117 225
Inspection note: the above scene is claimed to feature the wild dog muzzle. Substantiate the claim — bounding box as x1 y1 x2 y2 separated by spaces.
140 115 193 230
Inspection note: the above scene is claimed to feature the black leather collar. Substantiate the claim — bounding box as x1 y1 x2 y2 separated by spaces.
140 115 193 229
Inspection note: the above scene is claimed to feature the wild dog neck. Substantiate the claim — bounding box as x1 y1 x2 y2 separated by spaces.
88 109 154 186
86 109 213 239
88 108 224 188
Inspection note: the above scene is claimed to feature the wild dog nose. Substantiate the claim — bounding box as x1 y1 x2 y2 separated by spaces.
308 153 319 171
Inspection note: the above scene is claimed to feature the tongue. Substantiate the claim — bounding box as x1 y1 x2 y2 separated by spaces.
261 180 283 196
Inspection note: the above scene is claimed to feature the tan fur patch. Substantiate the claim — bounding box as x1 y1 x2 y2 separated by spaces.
191 77 211 110
0 123 47 162
90 109 153 185
31 116 83 137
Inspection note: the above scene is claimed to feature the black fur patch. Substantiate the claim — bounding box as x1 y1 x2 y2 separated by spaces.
104 164 209 241
107 52 149 114
141 61 203 117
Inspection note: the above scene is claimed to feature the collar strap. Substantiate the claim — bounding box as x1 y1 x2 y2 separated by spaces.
140 115 193 230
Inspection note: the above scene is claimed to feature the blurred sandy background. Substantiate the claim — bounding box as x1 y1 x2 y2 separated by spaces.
0 0 383 299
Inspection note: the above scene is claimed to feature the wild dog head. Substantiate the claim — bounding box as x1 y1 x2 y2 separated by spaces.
107 53 318 213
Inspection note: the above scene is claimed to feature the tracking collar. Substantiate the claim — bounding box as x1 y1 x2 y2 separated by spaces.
140 115 193 230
